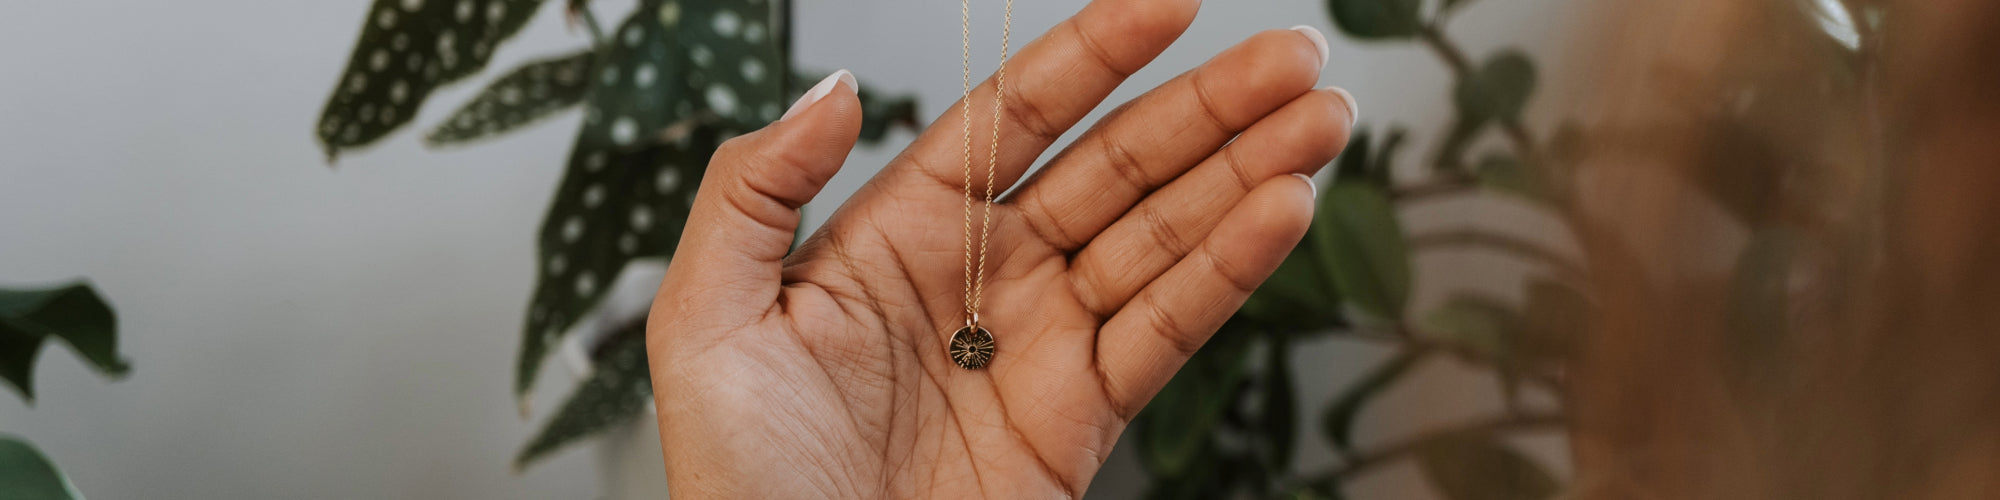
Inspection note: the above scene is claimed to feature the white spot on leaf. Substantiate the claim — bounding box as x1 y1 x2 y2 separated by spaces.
634 64 657 89
655 168 681 192
583 184 605 208
561 216 585 242
705 85 738 116
712 10 742 37
658 2 681 26
740 59 765 83
624 26 645 47
689 46 713 67
630 206 654 231
610 117 637 145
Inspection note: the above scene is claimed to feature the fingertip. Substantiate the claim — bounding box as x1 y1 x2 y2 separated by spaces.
1241 175 1318 244
1324 86 1358 127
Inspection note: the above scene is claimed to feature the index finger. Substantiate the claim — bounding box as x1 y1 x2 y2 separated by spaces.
889 0 1202 195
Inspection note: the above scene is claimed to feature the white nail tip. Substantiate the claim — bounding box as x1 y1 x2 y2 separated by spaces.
1325 86 1359 127
1290 25 1330 67
781 69 854 121
1291 173 1318 199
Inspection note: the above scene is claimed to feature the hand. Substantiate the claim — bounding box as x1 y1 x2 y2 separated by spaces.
644 0 1355 496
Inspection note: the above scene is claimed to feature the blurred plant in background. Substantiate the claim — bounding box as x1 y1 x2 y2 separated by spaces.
1131 0 1581 497
1 282 130 499
313 0 918 471
1130 0 1890 497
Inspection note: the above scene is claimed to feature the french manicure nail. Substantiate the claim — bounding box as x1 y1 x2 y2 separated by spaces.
1290 25 1330 67
781 69 855 121
1291 173 1318 199
1325 86 1359 127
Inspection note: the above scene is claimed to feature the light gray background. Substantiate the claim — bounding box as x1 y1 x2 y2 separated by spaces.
0 0 1585 498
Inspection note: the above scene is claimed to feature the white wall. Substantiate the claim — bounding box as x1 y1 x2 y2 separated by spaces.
0 0 1583 498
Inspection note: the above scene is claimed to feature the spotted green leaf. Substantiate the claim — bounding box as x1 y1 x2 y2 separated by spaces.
514 0 789 403
0 435 82 500
1452 49 1537 128
515 0 774 402
1321 348 1424 454
1415 434 1559 500
316 0 547 159
1312 183 1411 323
426 50 596 145
515 129 718 407
515 326 650 470
1324 0 1424 40
1 282 128 402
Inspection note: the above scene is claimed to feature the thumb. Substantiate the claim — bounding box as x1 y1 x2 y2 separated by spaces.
657 70 862 316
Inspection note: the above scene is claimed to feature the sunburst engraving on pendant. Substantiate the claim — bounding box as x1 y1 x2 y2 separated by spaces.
948 326 995 370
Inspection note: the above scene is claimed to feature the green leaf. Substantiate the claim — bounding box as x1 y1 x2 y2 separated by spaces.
515 129 717 408
515 324 651 470
1312 183 1411 323
1324 0 1424 40
1135 323 1253 476
517 0 789 403
0 435 83 500
1257 332 1298 471
1238 239 1343 333
1420 295 1520 361
427 50 597 145
0 283 128 402
316 0 548 159
793 72 922 143
1452 50 1538 127
1333 127 1400 189
1416 434 1559 500
1320 348 1424 454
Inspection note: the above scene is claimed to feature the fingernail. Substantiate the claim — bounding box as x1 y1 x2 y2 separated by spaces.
781 69 856 121
1291 173 1318 199
1290 25 1330 68
1325 86 1359 127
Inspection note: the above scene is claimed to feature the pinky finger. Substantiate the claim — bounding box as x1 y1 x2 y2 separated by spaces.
1094 173 1318 418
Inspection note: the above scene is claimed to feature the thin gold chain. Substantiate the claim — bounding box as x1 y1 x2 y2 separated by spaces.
961 0 1012 325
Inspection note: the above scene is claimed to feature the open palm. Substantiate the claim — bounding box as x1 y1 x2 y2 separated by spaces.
645 0 1354 497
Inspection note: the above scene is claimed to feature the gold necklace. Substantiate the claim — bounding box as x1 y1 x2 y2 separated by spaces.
948 0 1012 370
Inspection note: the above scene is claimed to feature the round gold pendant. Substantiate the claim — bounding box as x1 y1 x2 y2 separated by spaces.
948 326 995 370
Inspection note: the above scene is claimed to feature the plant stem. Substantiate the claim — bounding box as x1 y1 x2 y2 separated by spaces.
575 5 606 49
1295 411 1567 486
1417 23 1542 165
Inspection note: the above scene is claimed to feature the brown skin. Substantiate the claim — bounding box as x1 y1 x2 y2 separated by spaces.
644 0 1355 497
